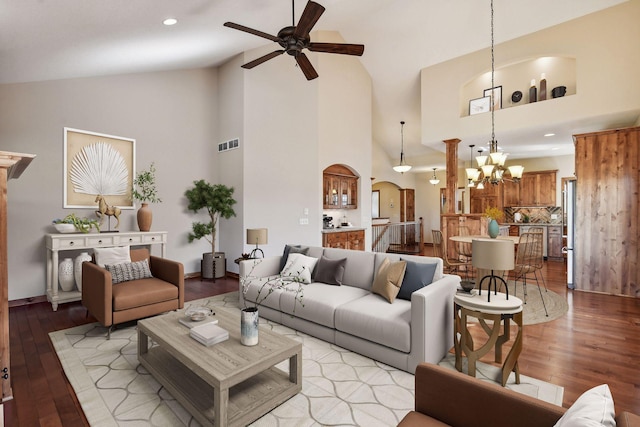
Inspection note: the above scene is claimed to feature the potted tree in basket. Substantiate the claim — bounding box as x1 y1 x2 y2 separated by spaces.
132 162 162 231
185 180 236 279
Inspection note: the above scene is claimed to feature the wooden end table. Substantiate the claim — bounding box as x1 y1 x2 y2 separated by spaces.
454 291 523 386
138 306 302 427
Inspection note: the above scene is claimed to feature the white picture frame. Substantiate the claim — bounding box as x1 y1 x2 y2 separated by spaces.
469 96 491 115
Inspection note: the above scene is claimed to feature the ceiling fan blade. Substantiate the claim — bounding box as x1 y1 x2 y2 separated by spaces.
295 53 319 80
293 1 325 38
308 42 365 56
241 50 285 69
224 22 280 42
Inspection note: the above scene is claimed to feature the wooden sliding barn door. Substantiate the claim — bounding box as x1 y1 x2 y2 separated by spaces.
574 126 640 297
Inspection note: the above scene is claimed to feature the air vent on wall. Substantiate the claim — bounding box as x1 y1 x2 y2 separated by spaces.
218 138 239 152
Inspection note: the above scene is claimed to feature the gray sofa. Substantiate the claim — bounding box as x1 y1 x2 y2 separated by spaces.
239 245 460 373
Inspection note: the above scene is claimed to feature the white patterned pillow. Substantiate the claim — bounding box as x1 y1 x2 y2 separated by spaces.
280 253 318 284
105 260 153 284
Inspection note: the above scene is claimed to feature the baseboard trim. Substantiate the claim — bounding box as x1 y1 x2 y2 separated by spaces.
9 295 48 308
185 271 237 279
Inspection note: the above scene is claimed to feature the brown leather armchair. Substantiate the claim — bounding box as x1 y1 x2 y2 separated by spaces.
82 248 184 338
399 363 640 427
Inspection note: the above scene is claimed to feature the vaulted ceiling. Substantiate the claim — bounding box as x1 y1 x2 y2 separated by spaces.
0 0 631 170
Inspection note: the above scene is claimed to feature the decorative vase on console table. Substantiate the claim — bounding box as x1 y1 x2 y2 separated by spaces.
73 252 92 291
240 307 259 346
137 203 153 232
58 258 75 292
132 162 162 232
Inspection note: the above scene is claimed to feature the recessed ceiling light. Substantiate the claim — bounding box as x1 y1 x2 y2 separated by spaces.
544 133 555 137
163 18 178 26
551 147 560 150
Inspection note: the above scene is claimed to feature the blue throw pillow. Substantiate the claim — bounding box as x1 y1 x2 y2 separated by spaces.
397 259 437 300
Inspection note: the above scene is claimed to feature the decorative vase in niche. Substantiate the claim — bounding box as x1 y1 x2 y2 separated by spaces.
58 258 75 292
241 307 259 346
137 203 152 231
73 252 92 291
488 219 500 239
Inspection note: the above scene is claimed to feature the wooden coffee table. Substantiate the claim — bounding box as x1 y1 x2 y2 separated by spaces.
137 306 302 427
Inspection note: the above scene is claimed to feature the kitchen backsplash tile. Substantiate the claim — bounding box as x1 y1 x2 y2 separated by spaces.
504 206 562 224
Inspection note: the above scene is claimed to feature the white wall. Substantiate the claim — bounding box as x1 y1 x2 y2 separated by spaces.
317 31 373 249
217 55 245 274
217 31 373 267
421 1 640 145
0 68 219 300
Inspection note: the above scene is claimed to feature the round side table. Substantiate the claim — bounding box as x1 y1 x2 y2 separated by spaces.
454 291 523 386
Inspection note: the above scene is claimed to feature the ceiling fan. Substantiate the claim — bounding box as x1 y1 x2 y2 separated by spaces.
224 0 365 80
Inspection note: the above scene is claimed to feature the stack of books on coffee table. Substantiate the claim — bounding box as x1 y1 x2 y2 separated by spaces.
189 322 229 346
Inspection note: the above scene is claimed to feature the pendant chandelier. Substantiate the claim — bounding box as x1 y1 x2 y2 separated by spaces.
429 168 440 185
466 0 523 188
393 121 412 173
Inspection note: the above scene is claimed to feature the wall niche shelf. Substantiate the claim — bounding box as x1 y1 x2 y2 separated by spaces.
461 56 577 118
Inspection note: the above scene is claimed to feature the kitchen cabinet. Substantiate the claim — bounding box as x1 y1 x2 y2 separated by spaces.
469 183 499 214
502 180 520 207
323 165 358 209
547 225 563 261
518 170 557 206
322 229 365 251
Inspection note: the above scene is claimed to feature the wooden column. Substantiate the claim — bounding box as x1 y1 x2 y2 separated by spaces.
0 151 36 401
443 139 460 214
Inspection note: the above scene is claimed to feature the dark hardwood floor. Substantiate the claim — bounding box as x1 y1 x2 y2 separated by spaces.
4 254 640 425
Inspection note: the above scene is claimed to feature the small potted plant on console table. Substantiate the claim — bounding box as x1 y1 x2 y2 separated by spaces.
132 162 162 231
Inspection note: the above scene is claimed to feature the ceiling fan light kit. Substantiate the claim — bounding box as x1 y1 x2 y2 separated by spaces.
224 1 364 80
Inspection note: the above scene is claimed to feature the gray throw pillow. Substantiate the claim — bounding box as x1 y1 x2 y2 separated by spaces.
397 259 437 300
105 259 153 284
279 245 309 271
314 256 347 286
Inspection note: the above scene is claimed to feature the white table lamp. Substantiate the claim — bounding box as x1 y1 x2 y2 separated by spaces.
246 228 268 258
472 239 514 302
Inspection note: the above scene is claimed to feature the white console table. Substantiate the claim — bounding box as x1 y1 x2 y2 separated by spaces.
45 231 167 311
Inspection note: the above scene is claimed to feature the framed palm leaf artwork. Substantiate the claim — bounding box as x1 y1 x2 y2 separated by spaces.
63 127 135 209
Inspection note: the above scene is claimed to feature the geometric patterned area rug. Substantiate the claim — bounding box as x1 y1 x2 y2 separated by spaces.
49 292 563 426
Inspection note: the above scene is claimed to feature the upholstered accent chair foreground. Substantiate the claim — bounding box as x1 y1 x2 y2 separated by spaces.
82 247 184 338
399 363 640 427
